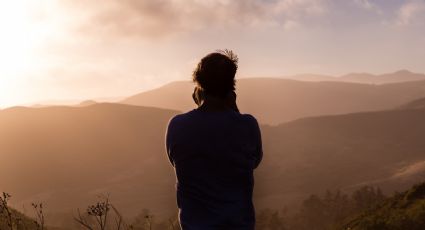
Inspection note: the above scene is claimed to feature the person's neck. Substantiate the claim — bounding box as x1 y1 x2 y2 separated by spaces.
198 96 231 112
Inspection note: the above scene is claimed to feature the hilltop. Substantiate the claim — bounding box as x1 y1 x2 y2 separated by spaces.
283 70 425 84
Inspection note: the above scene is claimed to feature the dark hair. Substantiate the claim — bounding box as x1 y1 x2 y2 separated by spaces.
192 49 238 97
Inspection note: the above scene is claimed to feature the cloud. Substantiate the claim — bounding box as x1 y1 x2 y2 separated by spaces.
354 0 374 10
353 0 382 14
396 0 425 26
60 0 329 39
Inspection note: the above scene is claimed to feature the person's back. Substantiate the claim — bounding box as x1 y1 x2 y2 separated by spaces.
165 50 263 230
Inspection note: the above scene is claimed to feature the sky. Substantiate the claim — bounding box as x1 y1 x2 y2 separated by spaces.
0 0 425 107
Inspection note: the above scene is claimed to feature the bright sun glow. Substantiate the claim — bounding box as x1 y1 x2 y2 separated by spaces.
0 1 57 107
0 1 37 74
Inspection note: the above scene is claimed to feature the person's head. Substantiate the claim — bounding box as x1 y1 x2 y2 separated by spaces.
192 49 238 99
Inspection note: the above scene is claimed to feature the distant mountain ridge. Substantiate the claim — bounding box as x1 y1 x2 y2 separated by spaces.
399 97 425 110
121 78 425 125
283 69 425 84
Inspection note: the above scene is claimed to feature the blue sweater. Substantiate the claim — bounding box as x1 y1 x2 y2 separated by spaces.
166 109 262 230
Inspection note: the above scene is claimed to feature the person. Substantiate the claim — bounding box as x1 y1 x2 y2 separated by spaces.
165 50 263 230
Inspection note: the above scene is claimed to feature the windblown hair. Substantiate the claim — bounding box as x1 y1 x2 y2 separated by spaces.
192 49 238 97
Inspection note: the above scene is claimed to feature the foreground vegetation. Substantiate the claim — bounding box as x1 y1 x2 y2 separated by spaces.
256 186 386 230
254 182 425 230
344 183 425 230
1 182 425 229
0 192 41 230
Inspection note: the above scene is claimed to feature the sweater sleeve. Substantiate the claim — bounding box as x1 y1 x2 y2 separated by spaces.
246 115 263 169
165 116 177 167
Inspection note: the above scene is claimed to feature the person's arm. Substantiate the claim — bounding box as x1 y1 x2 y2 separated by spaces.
249 116 263 168
165 117 176 167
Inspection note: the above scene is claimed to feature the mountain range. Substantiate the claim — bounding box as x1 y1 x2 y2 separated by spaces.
283 69 425 84
2 76 425 228
121 78 425 125
1 99 425 227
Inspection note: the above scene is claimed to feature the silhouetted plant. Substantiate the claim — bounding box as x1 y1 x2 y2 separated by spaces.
109 202 133 230
31 203 44 230
74 194 133 230
144 214 153 230
0 192 37 230
0 192 14 230
167 217 180 230
74 195 110 230
88 201 109 229
74 208 95 230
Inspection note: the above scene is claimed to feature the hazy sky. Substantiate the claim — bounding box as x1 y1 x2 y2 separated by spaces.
1 0 425 107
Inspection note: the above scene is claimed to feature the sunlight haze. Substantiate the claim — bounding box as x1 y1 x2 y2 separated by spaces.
1 0 425 107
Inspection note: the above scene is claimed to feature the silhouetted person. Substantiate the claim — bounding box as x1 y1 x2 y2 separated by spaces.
166 50 263 230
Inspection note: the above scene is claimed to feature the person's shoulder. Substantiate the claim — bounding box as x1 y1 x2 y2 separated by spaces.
239 113 259 125
168 110 197 125
240 113 258 122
